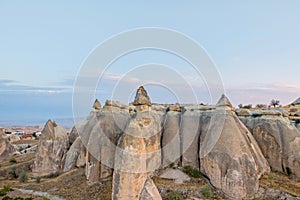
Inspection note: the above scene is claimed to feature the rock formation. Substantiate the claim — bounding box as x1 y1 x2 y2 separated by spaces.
291 97 300 106
93 99 102 110
31 89 300 199
112 86 162 200
199 95 270 199
237 109 300 180
0 128 16 161
161 105 181 167
74 99 131 183
32 120 69 177
63 137 86 172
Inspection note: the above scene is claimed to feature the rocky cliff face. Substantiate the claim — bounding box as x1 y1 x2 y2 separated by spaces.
32 90 300 199
237 109 300 180
199 97 269 199
74 99 131 183
32 120 69 177
112 86 162 200
0 128 16 161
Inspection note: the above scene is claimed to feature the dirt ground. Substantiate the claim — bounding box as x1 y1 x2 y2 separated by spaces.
1 153 300 200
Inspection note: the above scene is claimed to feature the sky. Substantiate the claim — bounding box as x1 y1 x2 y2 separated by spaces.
0 1 300 125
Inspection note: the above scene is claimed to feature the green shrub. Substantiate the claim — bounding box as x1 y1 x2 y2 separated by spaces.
18 171 28 183
3 185 13 192
9 158 17 163
0 190 7 196
201 185 212 198
167 190 183 200
42 197 50 200
2 196 13 200
183 165 202 178
36 176 41 183
7 166 17 179
46 172 60 178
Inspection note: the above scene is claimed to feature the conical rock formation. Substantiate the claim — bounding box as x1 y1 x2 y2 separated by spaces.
33 120 69 177
112 86 162 200
199 96 269 199
0 128 16 161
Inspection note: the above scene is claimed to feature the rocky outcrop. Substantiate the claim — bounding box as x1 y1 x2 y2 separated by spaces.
112 86 162 200
133 86 151 106
32 120 69 177
161 109 181 167
237 110 300 180
68 126 79 146
74 99 131 183
0 128 16 161
199 95 270 199
93 99 102 110
291 97 300 106
63 137 86 172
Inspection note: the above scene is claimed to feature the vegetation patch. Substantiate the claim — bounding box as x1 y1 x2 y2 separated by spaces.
201 185 212 198
167 190 183 200
183 165 203 178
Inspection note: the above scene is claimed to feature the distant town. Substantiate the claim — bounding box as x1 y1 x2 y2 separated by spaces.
2 126 43 142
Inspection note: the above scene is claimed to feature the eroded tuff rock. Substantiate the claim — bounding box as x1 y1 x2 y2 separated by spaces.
133 86 151 106
68 126 79 146
93 99 102 110
0 128 16 161
199 95 270 199
32 120 69 177
74 100 131 183
162 110 181 167
237 110 300 180
291 97 300 106
112 86 162 200
63 137 86 172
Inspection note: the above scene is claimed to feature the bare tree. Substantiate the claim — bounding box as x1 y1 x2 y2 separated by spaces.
270 99 280 107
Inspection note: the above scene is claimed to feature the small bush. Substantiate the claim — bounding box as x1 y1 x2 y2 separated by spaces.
7 166 17 179
183 165 202 178
0 190 7 196
201 185 212 198
42 197 50 200
36 176 41 183
18 171 28 183
167 190 183 200
0 185 13 197
3 185 13 192
46 172 60 178
9 158 17 163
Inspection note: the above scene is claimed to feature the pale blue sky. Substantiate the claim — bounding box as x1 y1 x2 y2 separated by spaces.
0 1 300 123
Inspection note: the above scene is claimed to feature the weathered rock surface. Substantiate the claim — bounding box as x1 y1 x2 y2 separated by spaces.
68 126 79 145
93 99 102 110
238 111 300 180
199 96 270 199
112 86 162 200
159 169 190 184
63 137 86 172
133 86 151 106
32 120 69 177
0 128 16 161
291 97 300 105
181 110 202 168
140 178 162 200
74 100 131 183
161 110 181 167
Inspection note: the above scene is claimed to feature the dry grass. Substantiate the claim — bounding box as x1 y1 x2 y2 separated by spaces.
260 171 300 197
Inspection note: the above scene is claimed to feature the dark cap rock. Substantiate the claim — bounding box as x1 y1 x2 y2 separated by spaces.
133 86 151 106
93 99 102 110
216 94 233 108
